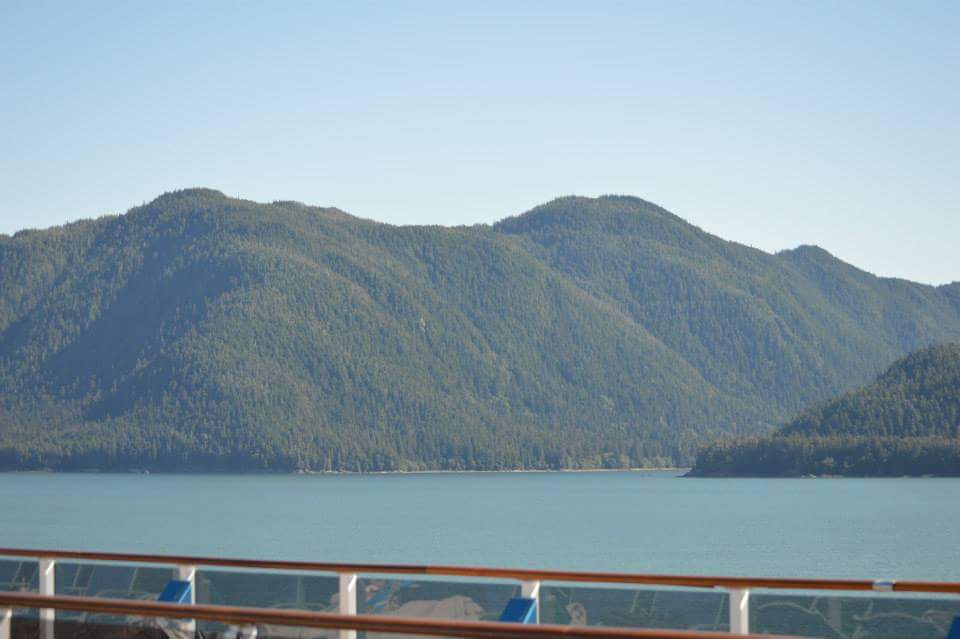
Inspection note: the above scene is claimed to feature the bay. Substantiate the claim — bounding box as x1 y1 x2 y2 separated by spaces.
1 471 958 581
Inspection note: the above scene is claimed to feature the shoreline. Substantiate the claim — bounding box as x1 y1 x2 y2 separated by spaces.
302 467 688 475
1 467 690 476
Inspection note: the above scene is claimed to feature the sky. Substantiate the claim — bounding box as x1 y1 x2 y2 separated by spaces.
1 1 957 285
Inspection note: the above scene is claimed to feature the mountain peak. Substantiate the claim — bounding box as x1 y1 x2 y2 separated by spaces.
780 244 834 258
494 194 682 235
146 188 230 207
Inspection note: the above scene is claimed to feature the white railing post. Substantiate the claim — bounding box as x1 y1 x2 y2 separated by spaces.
727 587 750 635
177 565 197 634
338 573 358 639
520 580 541 623
1 607 12 639
39 558 55 639
177 565 197 604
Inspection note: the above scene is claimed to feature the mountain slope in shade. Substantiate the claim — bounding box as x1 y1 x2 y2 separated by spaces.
690 344 960 476
1 189 958 471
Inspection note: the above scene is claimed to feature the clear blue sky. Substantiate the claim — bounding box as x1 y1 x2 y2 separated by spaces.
1 1 957 284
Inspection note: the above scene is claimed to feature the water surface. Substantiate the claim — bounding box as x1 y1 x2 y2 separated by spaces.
2 471 957 580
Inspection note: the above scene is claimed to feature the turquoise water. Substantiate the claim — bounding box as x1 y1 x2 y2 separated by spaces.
1 471 959 581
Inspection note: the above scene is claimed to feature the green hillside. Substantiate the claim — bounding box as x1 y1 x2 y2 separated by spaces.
497 198 960 418
690 344 960 476
1 189 959 472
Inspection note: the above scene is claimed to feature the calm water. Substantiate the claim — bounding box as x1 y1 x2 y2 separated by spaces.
2 471 959 581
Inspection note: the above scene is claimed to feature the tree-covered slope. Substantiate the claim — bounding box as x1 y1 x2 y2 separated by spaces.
1 190 958 472
690 344 960 476
495 197 960 423
780 343 960 438
0 190 755 471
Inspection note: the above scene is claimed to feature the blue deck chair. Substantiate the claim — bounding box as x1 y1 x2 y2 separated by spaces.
499 598 537 624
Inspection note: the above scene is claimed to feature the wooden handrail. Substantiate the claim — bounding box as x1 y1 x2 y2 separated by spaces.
0 547 958 594
0 592 799 639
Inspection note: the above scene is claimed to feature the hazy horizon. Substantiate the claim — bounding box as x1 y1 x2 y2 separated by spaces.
2 1 957 285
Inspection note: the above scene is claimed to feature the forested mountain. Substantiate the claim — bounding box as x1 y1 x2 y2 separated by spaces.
1 189 959 471
496 199 960 421
690 344 960 476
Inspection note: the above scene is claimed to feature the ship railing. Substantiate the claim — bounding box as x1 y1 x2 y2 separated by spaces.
1 548 958 639
0 590 802 639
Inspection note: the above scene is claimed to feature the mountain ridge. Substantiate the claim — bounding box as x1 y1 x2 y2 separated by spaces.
7 188 959 291
1 189 958 471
